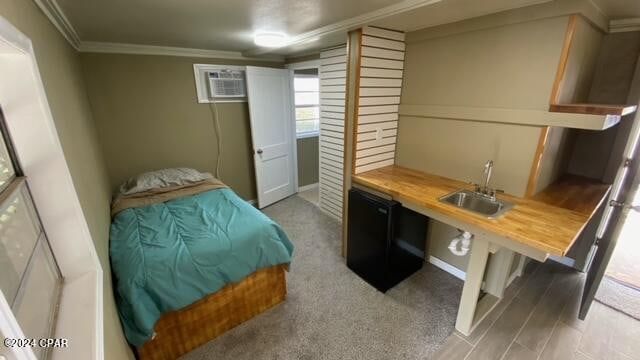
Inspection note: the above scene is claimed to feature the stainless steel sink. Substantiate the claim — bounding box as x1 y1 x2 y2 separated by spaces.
439 189 513 219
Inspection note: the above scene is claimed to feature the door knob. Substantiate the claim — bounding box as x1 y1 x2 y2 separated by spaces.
256 149 263 154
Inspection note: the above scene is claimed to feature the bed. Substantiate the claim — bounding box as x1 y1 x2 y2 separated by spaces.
109 168 294 359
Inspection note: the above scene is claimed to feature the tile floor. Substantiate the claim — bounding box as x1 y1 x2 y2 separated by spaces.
433 260 640 360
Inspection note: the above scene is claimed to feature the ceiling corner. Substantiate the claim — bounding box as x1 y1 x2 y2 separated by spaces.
33 0 81 49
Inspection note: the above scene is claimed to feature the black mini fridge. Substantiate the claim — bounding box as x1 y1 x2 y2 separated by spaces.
347 188 428 292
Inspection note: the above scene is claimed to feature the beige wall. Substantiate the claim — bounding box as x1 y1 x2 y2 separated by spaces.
80 53 281 200
397 14 582 195
535 127 575 194
398 13 583 271
297 136 319 187
556 17 603 104
603 38 640 183
567 31 640 182
396 117 540 197
0 1 133 359
403 16 569 111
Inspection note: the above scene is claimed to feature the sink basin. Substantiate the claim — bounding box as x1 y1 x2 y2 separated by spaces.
439 189 513 219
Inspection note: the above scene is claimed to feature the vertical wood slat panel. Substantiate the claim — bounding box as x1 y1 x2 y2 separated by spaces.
354 27 405 175
319 45 347 217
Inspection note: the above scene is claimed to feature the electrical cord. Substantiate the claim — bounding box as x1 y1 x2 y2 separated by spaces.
208 100 222 179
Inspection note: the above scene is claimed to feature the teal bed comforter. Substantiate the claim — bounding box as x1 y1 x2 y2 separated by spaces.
110 188 294 347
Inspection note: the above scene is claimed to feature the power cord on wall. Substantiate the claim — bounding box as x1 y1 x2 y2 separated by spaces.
208 100 223 179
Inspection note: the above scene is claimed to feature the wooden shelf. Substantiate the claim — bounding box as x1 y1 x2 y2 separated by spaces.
532 174 611 217
398 104 632 131
549 103 637 116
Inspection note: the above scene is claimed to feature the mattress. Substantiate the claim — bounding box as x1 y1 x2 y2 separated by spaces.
109 188 294 346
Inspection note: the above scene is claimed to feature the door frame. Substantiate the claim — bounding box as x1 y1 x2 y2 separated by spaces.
580 161 640 319
286 59 321 193
580 102 640 319
0 15 103 360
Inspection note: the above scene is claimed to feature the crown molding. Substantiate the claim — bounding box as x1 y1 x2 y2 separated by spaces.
78 41 284 62
242 0 442 57
32 0 283 61
33 0 81 49
609 18 640 33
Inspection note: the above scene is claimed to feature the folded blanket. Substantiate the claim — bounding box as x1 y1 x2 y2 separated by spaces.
111 178 227 216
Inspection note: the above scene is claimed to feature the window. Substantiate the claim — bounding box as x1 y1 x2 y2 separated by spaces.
0 109 62 360
294 73 319 138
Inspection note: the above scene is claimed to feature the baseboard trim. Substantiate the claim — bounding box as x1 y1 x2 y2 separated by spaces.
506 270 519 288
298 182 319 192
428 255 466 281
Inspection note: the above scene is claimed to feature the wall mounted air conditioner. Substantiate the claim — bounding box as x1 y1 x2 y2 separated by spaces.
207 70 246 99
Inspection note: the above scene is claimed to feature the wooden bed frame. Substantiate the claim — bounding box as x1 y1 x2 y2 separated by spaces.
137 264 287 360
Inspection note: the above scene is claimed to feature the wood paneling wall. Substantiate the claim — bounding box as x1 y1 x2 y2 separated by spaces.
354 27 406 174
319 45 347 219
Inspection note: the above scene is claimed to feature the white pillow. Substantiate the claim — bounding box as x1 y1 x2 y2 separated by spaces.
118 168 213 196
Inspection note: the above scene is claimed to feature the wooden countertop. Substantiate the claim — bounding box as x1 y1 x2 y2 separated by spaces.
532 174 610 216
352 166 610 257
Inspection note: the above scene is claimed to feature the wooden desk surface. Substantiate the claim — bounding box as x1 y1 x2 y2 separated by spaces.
532 174 610 216
352 166 610 257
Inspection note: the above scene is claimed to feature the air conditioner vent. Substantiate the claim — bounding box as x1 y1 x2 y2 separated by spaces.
207 70 246 99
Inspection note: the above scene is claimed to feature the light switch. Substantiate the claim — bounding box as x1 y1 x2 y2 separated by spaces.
375 127 383 141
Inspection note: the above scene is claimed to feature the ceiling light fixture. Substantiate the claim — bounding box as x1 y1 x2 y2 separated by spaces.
254 32 288 48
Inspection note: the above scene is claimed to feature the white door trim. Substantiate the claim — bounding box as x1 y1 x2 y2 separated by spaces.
0 14 103 360
288 62 320 195
289 68 300 194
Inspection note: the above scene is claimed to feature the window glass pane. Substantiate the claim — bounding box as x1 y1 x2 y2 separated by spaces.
294 75 319 136
294 77 319 92
0 132 16 193
296 119 319 134
294 92 319 106
0 186 41 304
13 235 60 360
295 107 319 121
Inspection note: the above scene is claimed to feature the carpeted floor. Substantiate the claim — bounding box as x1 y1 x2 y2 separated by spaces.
181 195 463 360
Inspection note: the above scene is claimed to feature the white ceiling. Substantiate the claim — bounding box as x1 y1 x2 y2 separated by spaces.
57 0 399 52
54 0 640 59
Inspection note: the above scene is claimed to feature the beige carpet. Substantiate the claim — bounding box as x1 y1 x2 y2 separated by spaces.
181 195 463 360
297 186 319 206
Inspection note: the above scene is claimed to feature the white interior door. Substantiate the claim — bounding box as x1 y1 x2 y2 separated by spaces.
246 66 297 208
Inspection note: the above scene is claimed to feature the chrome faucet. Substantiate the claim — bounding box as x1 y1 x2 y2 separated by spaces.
482 160 493 193
473 160 502 201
